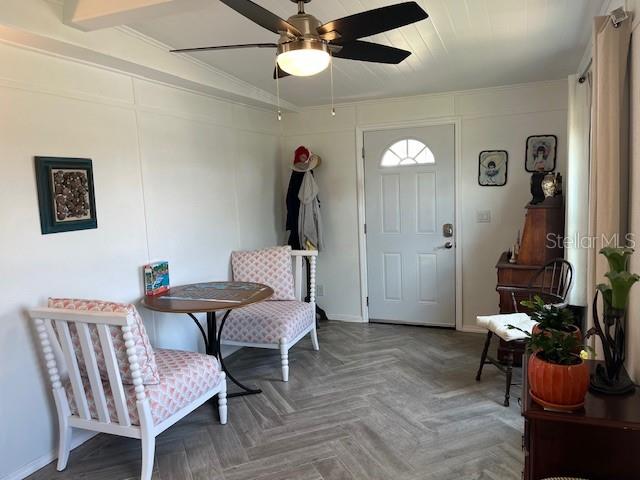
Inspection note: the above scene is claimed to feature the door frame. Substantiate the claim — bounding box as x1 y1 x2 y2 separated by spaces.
355 117 463 330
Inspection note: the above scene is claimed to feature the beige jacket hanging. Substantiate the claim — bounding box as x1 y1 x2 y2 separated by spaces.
297 171 323 251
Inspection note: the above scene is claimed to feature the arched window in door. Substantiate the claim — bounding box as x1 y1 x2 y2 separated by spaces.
381 139 435 167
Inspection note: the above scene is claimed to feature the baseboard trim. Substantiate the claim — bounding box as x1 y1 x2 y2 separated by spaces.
2 430 97 480
459 325 486 334
326 314 365 323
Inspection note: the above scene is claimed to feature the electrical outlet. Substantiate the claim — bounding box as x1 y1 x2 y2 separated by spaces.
317 284 324 297
476 210 491 223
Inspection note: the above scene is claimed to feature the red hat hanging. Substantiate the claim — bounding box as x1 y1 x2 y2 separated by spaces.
292 145 321 172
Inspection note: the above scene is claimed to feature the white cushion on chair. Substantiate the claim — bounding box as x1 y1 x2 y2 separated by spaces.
477 313 537 342
222 301 314 344
231 246 296 301
65 349 222 426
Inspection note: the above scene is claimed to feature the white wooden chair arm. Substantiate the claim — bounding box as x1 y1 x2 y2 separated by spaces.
291 250 318 257
290 250 318 302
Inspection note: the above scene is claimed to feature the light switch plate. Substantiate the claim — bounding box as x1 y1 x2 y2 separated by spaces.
476 210 491 223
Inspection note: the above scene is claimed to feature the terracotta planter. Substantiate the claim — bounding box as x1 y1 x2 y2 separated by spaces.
528 353 589 411
531 324 582 354
532 323 582 341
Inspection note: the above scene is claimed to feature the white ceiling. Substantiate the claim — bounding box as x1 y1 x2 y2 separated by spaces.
129 0 605 107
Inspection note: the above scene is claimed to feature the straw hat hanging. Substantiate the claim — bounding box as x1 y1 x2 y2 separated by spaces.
291 146 321 172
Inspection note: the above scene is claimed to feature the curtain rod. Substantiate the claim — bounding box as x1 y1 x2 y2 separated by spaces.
578 8 629 84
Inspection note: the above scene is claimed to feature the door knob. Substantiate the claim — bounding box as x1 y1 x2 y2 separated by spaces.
437 241 453 250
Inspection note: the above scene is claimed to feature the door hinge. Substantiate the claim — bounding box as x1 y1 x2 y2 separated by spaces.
362 146 365 159
364 223 367 234
366 296 369 306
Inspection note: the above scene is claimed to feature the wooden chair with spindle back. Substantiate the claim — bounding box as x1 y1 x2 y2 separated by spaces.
503 257 574 311
475 258 574 406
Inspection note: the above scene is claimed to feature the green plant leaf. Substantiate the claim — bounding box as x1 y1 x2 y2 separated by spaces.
525 329 584 365
520 295 575 331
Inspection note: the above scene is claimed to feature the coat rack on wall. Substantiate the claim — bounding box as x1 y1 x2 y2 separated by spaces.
286 146 328 326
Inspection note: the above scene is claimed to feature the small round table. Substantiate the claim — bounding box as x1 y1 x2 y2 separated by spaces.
142 281 273 397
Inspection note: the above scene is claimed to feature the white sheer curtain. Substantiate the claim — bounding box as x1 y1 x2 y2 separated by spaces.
565 74 591 307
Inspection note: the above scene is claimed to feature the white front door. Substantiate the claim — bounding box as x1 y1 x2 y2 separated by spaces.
364 124 455 326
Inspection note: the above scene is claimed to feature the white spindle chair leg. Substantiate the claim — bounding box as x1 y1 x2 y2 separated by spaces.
140 433 155 480
35 318 72 471
280 338 289 382
218 372 227 424
122 324 155 480
53 389 72 471
310 324 320 351
309 255 320 351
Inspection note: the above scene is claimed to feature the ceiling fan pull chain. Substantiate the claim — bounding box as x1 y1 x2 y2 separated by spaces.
330 52 336 117
275 58 282 121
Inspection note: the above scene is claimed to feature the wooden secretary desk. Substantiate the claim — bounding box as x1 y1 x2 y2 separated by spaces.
495 196 565 364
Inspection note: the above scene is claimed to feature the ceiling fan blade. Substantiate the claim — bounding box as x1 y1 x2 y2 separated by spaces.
273 64 290 79
318 2 428 44
219 0 302 36
332 41 411 64
171 43 277 53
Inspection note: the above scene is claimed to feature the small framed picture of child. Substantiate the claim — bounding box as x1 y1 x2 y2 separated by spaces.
478 150 508 186
525 135 557 172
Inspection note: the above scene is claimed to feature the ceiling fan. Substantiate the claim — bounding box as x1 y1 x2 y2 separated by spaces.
170 0 429 78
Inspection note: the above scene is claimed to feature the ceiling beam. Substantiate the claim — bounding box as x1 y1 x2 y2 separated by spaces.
0 0 298 111
63 0 210 31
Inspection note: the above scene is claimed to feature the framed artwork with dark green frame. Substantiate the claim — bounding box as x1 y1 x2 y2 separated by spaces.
35 157 97 234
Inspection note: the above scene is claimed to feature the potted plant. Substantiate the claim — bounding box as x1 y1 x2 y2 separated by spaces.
587 247 639 394
509 327 591 411
521 295 581 342
510 305 592 411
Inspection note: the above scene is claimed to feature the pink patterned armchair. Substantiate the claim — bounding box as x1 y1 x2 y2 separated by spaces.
221 246 319 381
31 299 227 480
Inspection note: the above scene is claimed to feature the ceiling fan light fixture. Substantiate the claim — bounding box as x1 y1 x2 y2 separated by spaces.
277 39 330 76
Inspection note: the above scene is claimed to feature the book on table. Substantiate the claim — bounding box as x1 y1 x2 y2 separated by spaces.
143 261 170 296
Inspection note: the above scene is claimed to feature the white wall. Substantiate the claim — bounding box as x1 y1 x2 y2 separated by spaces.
281 80 568 329
0 41 281 479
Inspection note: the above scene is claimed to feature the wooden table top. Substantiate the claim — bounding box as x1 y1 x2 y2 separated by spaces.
522 356 640 430
142 281 273 314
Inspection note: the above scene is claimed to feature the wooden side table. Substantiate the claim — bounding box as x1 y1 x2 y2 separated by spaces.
522 357 640 480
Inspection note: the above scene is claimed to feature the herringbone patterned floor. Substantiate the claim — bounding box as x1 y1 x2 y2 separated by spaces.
28 321 524 480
